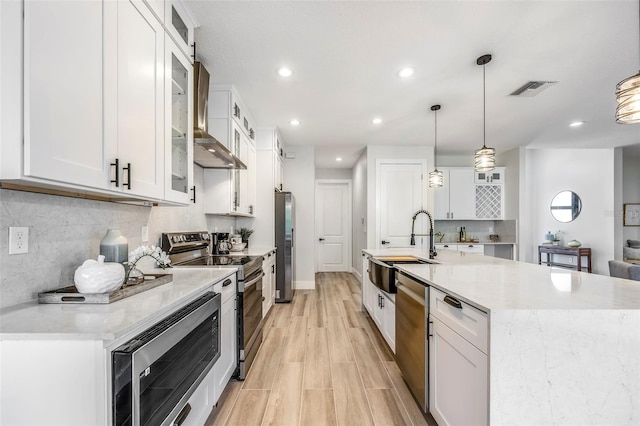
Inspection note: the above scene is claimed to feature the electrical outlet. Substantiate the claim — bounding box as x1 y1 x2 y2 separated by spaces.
141 226 149 243
9 227 29 254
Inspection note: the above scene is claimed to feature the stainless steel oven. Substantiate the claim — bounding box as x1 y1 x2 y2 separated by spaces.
237 265 263 379
112 291 221 426
160 232 264 380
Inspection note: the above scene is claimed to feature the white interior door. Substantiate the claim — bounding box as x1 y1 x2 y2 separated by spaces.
315 180 352 272
377 160 426 248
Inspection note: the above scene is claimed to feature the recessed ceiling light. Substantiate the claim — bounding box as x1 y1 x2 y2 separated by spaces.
207 148 216 153
372 117 382 125
397 67 415 78
289 119 300 126
569 121 585 127
336 157 342 162
277 67 293 77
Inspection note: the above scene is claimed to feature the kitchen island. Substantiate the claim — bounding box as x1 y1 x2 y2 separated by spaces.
363 248 640 425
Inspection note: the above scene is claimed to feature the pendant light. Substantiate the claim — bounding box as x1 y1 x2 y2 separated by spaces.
474 54 496 172
615 0 640 124
428 105 444 188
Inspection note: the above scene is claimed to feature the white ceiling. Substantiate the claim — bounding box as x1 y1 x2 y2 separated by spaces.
186 0 640 169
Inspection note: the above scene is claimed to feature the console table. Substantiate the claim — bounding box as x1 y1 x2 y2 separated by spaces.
538 246 592 273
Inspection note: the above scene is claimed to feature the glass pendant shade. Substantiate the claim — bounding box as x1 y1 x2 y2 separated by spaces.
616 71 640 124
428 169 444 187
474 145 496 172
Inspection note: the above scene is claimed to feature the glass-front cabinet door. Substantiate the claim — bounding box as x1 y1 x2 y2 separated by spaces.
165 37 193 204
165 1 194 59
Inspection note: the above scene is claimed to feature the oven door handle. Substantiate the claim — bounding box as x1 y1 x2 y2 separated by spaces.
242 272 265 290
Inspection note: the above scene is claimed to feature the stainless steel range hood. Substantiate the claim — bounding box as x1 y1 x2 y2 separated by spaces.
193 62 246 169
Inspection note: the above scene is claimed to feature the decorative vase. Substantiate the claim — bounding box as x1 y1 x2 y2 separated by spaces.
125 266 145 285
567 240 582 248
100 229 128 264
74 255 125 293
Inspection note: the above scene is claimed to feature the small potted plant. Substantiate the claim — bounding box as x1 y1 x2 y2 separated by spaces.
435 231 445 243
239 227 254 247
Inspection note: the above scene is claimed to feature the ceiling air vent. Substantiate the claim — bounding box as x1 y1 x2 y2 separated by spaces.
510 81 557 97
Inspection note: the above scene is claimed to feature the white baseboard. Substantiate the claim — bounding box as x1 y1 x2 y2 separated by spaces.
352 267 362 283
294 280 315 290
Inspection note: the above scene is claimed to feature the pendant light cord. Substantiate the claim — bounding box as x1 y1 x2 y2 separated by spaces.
483 61 487 149
434 108 438 158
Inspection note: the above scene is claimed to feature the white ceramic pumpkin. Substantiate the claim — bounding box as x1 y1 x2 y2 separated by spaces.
74 255 125 294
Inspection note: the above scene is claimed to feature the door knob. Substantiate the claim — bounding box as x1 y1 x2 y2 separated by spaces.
319 238 325 241
381 240 390 245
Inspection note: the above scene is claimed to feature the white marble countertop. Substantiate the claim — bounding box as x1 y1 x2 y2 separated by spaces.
0 268 236 342
363 247 640 311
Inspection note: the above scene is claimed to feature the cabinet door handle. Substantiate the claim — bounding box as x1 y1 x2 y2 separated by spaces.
122 162 131 190
190 186 196 203
428 320 434 337
271 265 275 273
451 212 454 219
446 212 449 219
444 295 463 309
223 278 232 287
380 296 384 308
173 403 191 426
110 158 120 187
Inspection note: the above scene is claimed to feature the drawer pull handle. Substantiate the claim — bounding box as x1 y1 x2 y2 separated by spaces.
444 295 462 309
173 403 191 426
223 278 232 287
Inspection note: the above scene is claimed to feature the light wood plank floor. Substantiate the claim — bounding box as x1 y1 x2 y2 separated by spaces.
205 272 436 426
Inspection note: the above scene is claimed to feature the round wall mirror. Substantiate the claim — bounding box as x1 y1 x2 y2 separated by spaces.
550 190 582 222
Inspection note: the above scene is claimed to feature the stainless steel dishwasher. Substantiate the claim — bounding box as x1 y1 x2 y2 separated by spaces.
396 271 428 413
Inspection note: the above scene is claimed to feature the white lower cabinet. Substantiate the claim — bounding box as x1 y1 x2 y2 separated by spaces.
262 250 276 318
213 275 237 404
435 243 484 255
429 288 488 426
361 256 395 352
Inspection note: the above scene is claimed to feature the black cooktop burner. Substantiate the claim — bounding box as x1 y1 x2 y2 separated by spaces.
178 255 255 267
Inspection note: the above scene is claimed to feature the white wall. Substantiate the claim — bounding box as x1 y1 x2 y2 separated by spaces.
351 150 368 280
496 148 520 222
316 168 352 180
282 146 316 289
523 148 616 274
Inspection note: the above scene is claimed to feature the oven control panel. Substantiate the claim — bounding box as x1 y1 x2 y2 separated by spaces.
161 232 210 254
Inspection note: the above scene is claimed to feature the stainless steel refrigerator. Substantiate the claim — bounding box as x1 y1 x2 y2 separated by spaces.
275 192 294 302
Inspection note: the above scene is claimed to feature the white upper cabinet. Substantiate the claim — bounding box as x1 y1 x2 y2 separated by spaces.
2 0 197 204
104 0 165 200
164 36 194 204
203 87 257 216
434 168 476 220
435 167 505 220
22 0 112 189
